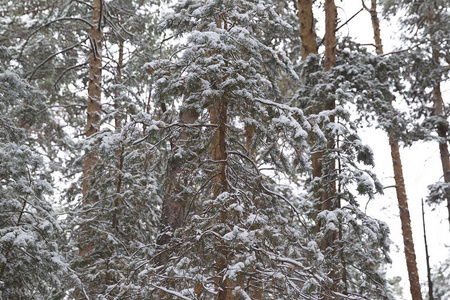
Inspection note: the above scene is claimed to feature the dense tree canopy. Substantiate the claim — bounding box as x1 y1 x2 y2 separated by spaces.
0 0 449 299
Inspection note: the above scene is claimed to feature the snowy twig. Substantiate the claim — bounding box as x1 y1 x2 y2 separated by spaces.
28 37 88 80
18 17 94 60
149 283 193 300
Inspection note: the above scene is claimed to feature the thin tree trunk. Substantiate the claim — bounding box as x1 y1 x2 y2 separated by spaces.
79 0 103 258
389 135 423 300
112 36 124 232
422 198 434 300
424 5 450 232
363 2 423 299
82 0 103 201
321 2 338 298
296 0 322 182
431 52 450 231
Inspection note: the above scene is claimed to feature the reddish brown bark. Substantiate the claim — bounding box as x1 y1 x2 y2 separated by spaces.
433 83 450 228
297 1 339 296
321 3 338 298
389 135 423 300
79 0 103 259
82 0 103 201
210 98 232 300
296 0 323 190
364 2 423 298
296 0 318 59
324 0 337 73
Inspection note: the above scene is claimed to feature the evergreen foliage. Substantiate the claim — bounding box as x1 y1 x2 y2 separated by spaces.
0 69 68 299
3 0 450 299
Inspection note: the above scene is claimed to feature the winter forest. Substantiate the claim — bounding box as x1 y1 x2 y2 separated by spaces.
1 0 450 299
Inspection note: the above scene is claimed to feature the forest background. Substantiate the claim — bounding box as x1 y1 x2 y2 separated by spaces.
0 0 449 299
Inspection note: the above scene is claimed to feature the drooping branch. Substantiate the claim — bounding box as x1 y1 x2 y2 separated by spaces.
28 37 88 80
18 17 94 60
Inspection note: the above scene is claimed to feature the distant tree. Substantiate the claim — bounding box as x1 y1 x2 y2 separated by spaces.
381 0 450 232
363 1 423 299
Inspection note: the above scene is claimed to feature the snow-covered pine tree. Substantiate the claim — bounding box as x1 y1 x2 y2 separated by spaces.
132 0 392 299
362 2 423 298
381 0 450 232
292 1 392 297
62 0 170 298
0 68 68 299
135 0 336 298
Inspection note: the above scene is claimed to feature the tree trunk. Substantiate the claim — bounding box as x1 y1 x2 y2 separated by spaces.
210 97 231 300
321 2 338 298
364 2 423 299
79 0 103 259
389 135 423 300
156 107 199 264
431 48 450 231
297 1 339 296
422 198 434 300
296 0 318 59
82 0 103 202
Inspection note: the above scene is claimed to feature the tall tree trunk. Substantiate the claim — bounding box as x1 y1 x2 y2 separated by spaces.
112 36 124 232
297 1 339 296
211 97 230 300
80 0 103 258
363 1 423 299
82 0 103 201
432 82 450 230
430 20 450 229
321 2 338 298
422 198 434 300
156 107 199 264
389 136 423 300
296 0 322 182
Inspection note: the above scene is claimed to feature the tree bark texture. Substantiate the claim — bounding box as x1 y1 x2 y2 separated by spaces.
82 0 103 202
297 1 339 297
296 0 322 185
79 0 103 260
324 0 337 73
389 135 423 300
210 98 232 300
156 108 199 263
296 0 318 59
321 3 338 299
364 2 423 298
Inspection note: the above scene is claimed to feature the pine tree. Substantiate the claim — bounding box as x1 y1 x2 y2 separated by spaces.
381 0 450 232
0 68 68 299
294 1 392 297
363 1 423 298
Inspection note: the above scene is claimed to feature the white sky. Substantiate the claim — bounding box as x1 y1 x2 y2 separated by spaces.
327 2 450 299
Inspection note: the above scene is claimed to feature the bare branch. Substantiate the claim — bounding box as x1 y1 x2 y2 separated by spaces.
28 37 88 80
18 17 93 60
